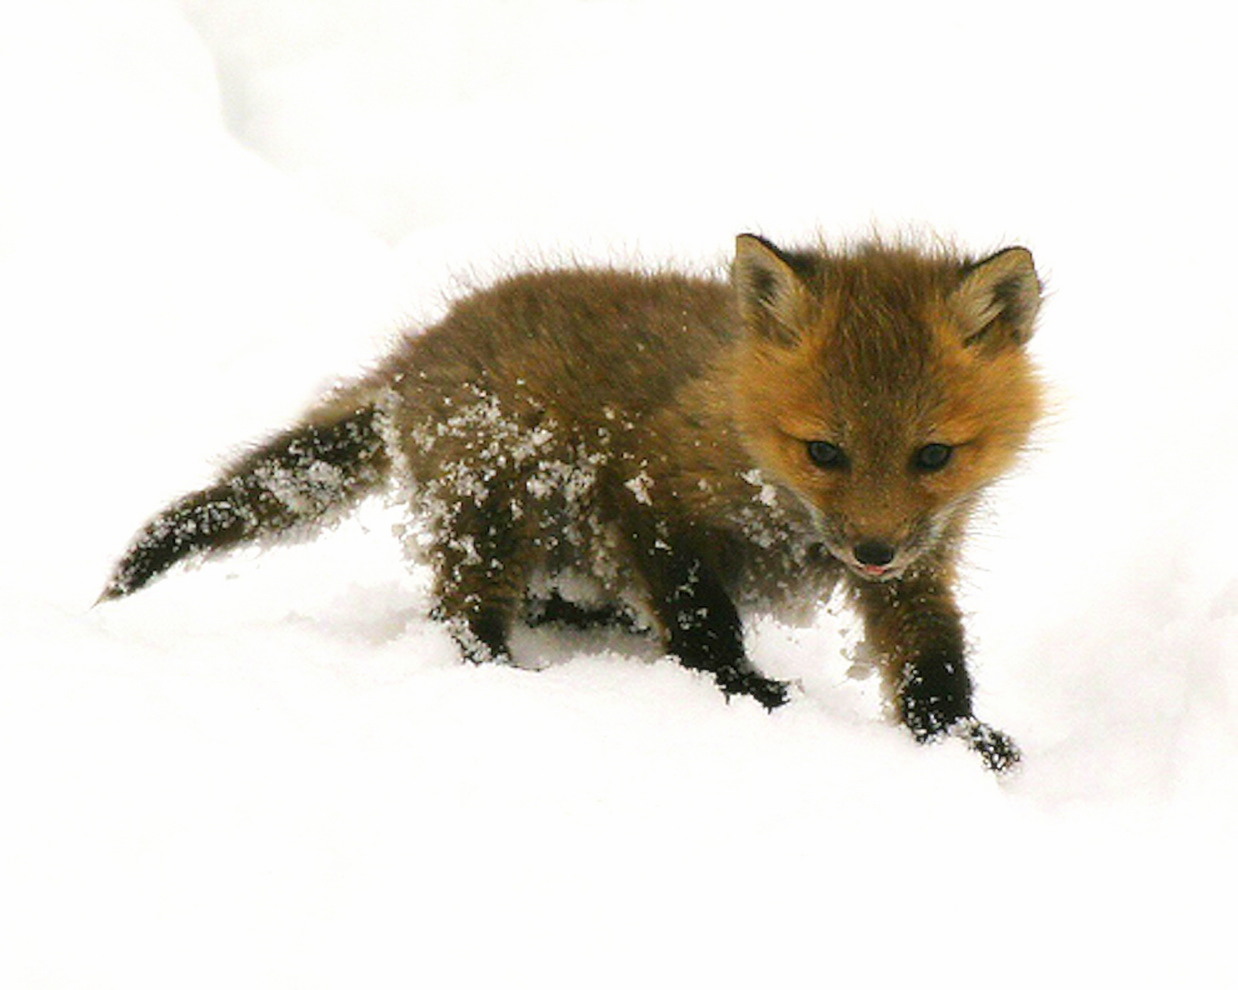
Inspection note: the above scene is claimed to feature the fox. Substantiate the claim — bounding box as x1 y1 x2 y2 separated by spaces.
101 233 1044 772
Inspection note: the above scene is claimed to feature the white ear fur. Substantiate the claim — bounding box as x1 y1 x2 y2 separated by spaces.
732 234 809 345
953 247 1041 348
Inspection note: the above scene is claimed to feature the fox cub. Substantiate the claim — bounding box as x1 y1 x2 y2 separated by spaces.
103 234 1043 771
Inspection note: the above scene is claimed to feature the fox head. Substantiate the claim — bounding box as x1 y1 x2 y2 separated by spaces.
729 233 1043 581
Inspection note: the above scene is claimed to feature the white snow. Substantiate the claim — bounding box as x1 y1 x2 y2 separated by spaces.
2 0 1236 986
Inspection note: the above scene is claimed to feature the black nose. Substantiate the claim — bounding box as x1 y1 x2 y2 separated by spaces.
853 540 896 567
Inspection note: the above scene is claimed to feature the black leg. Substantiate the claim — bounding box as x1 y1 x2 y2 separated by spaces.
430 492 525 667
627 520 789 710
853 569 1020 772
522 592 642 634
899 644 974 743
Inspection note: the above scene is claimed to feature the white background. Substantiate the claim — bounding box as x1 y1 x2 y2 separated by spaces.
2 0 1235 985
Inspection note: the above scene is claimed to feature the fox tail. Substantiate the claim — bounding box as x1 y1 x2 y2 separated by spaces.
99 400 391 602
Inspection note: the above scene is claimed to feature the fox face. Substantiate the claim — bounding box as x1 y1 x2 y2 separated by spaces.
729 234 1043 582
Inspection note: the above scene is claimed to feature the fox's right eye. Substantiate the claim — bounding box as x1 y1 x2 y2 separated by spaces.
807 440 846 469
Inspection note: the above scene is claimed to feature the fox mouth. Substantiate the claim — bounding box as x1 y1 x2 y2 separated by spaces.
806 512 923 583
819 543 911 582
845 559 905 582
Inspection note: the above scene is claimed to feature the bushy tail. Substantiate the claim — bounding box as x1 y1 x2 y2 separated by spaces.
100 403 390 601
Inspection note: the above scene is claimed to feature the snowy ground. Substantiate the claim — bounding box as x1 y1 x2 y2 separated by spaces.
2 0 1236 985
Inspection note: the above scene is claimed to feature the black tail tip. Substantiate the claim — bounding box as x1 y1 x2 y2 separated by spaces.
96 550 159 605
95 574 134 607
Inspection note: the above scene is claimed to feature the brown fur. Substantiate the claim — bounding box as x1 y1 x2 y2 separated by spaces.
103 234 1044 771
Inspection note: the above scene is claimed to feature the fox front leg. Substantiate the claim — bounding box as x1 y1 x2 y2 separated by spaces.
853 571 1020 772
628 521 789 710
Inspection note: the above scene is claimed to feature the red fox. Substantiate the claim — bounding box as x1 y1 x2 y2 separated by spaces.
101 234 1043 771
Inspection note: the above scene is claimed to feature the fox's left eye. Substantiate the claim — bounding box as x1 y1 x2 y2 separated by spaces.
914 443 953 471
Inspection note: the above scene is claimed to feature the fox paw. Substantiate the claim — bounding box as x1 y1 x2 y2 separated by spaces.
903 697 1021 773
951 718 1021 774
715 667 792 711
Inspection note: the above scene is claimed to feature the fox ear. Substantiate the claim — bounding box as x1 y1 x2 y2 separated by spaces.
733 234 809 346
952 247 1041 350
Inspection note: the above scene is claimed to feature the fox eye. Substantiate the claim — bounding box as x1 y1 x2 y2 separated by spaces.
807 440 846 469
914 443 953 471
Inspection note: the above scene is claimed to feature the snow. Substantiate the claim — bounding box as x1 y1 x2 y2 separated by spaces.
2 0 1236 985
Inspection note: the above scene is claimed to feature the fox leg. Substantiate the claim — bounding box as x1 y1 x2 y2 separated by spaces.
430 494 528 665
626 519 789 710
522 592 641 634
851 571 1019 772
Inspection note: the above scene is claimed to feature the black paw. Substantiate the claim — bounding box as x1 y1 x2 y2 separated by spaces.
952 718 1021 774
715 666 792 711
440 609 513 666
905 713 1021 774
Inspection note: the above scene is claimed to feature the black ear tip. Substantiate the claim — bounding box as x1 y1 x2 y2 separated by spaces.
735 232 779 254
970 245 1036 274
1003 245 1036 271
